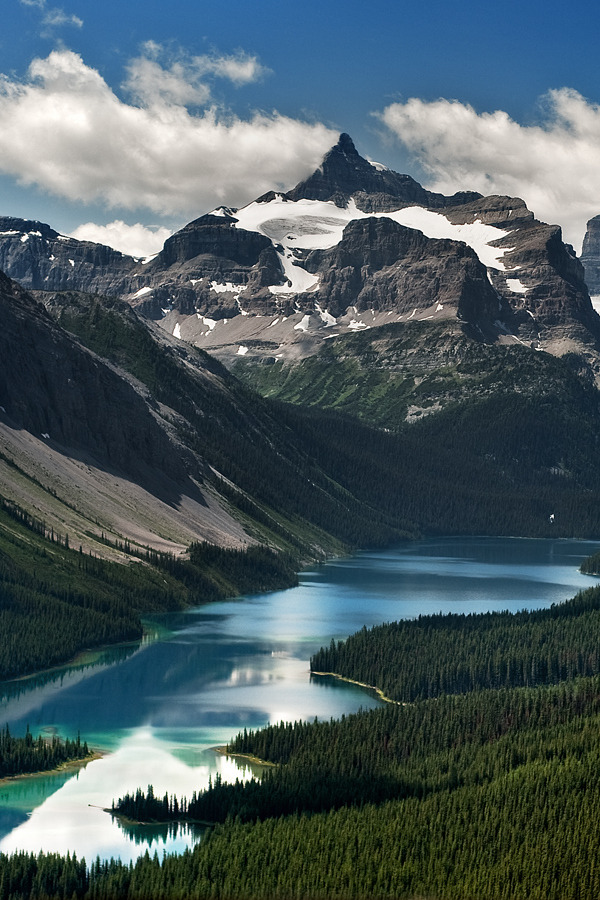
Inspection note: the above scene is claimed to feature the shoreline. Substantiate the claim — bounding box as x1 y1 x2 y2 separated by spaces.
4 638 144 687
2 536 595 690
0 751 104 786
311 670 401 705
106 808 213 828
212 745 277 767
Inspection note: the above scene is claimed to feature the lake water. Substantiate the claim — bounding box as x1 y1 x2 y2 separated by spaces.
0 536 597 862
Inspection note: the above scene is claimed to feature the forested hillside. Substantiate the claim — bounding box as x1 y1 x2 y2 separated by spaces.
4 292 600 681
7 588 600 897
235 320 600 430
45 294 600 544
310 584 600 700
0 495 299 680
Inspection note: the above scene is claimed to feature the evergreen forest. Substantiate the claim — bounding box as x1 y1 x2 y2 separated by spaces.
0 725 90 778
4 581 600 898
0 494 299 680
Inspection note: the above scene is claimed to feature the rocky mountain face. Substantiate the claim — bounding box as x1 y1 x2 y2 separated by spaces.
441 196 600 352
300 216 502 323
581 215 600 296
0 272 422 560
0 135 598 372
0 216 137 294
0 269 195 501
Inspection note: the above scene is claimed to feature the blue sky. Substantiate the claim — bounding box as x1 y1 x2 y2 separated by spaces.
1 0 600 255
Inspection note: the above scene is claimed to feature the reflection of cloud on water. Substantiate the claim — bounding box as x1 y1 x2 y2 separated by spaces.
145 654 380 733
0 728 253 864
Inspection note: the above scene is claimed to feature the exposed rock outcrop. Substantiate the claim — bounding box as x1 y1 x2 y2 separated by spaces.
443 196 600 346
0 216 137 294
581 215 600 295
0 135 598 366
303 216 502 325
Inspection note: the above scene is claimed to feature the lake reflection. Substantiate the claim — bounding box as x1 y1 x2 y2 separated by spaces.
0 536 597 861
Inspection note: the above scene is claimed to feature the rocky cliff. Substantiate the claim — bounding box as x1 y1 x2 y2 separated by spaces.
581 215 600 296
301 215 502 323
0 216 137 294
442 196 600 350
285 132 481 212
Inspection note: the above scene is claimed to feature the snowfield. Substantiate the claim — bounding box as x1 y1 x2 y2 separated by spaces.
212 196 514 296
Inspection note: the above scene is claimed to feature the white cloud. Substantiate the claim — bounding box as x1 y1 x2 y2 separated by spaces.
122 43 268 108
124 56 210 109
379 89 600 251
19 0 83 31
69 220 172 258
203 53 267 86
42 9 83 29
0 49 335 219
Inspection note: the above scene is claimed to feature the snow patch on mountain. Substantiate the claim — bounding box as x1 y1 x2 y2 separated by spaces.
294 314 311 332
226 196 512 295
316 304 336 326
506 278 528 294
368 160 390 172
386 208 510 270
211 281 247 295
271 250 320 294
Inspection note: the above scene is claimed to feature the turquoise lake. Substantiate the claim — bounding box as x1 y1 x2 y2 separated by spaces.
0 535 597 862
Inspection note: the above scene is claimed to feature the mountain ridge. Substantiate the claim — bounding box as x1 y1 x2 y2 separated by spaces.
0 133 597 377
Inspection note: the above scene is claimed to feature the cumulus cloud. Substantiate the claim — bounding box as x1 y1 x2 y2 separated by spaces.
0 49 335 220
69 220 172 258
379 89 600 250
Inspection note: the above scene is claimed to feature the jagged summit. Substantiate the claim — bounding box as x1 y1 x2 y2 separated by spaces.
286 133 481 212
0 133 598 371
0 215 60 242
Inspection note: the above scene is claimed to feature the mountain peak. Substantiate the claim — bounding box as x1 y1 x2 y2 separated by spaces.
286 133 453 211
286 132 382 205
330 132 359 157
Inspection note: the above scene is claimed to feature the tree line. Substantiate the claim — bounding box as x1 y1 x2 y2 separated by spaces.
0 498 299 681
310 584 600 701
0 724 90 778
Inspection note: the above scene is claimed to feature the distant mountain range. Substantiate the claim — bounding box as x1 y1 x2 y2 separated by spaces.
2 134 600 373
2 132 600 577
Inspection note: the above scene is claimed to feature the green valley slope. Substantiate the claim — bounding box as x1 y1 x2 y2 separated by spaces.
3 278 600 678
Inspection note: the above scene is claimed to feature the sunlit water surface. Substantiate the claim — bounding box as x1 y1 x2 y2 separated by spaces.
0 536 596 862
